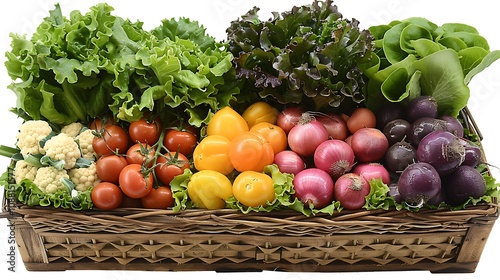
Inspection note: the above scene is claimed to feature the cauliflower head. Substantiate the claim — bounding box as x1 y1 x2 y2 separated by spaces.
61 122 84 138
44 133 81 169
68 162 101 191
33 166 69 194
16 120 52 156
13 160 38 184
75 129 97 160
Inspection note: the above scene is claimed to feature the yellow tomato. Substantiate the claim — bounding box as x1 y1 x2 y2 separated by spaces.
232 171 275 207
207 106 248 140
242 101 280 128
228 131 274 173
250 122 288 154
193 135 234 175
187 170 233 209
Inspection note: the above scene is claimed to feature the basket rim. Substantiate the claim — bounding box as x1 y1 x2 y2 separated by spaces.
8 198 499 221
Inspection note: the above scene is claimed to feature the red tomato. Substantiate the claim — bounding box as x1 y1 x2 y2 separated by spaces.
90 115 115 131
154 151 190 186
95 154 128 184
141 186 175 209
91 182 123 210
119 164 154 198
163 128 198 156
92 124 130 156
126 143 156 167
129 117 162 145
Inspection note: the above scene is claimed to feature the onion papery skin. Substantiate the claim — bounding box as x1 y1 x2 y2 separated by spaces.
314 140 355 180
274 150 306 175
288 114 329 157
293 168 334 209
352 162 391 185
277 107 304 134
333 173 370 210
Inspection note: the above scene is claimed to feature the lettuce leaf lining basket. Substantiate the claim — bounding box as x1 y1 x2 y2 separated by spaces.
1 109 498 273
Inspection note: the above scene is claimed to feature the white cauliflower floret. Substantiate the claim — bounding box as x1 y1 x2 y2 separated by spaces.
68 162 101 191
61 122 84 138
16 120 52 156
13 160 38 184
75 129 97 160
33 166 69 194
44 133 81 169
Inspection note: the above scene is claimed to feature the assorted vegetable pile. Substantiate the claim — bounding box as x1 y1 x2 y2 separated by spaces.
1 1 499 215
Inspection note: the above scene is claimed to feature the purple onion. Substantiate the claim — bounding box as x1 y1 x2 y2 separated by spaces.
397 162 442 207
406 96 438 123
440 115 464 138
442 165 486 206
417 130 465 176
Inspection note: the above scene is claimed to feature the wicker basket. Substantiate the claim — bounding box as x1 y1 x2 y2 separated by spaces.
1 108 498 273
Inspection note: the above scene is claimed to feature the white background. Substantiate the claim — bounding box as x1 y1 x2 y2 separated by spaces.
0 0 499 279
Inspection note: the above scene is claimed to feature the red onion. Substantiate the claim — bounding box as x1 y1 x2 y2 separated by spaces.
287 113 329 157
350 127 389 163
293 168 334 209
315 113 349 140
277 106 304 134
352 163 391 185
273 150 306 175
333 173 370 210
314 140 355 179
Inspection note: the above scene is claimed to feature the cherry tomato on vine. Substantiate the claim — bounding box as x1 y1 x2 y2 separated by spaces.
92 124 130 156
129 117 162 145
141 186 175 209
242 101 280 128
164 127 198 157
119 164 154 199
250 122 288 154
91 182 123 210
90 115 115 131
193 135 234 175
207 106 248 140
154 151 190 186
126 143 156 167
232 171 275 208
96 154 128 184
228 131 274 172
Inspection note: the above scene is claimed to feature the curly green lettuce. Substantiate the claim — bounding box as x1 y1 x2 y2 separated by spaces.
5 3 242 127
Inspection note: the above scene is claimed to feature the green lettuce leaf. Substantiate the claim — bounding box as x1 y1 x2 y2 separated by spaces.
4 3 242 128
364 178 401 211
362 18 500 116
5 178 93 211
226 164 295 214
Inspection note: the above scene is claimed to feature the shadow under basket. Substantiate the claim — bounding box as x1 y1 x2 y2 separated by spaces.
1 108 499 273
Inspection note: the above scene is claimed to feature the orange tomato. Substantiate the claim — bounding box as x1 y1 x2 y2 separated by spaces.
228 131 274 172
192 135 234 175
232 171 275 207
207 106 248 140
242 101 280 127
250 122 288 154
